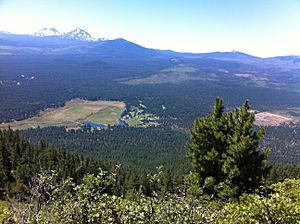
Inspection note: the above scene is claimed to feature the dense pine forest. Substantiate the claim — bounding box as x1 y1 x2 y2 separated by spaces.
20 126 190 172
19 124 300 172
2 99 300 223
0 128 183 200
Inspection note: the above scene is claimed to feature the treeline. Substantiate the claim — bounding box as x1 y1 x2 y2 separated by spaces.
0 128 104 198
1 125 300 201
20 126 191 173
20 124 300 175
262 125 300 164
269 164 300 182
0 128 178 200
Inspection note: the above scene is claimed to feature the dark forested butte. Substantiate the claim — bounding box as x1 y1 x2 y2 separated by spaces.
1 28 300 170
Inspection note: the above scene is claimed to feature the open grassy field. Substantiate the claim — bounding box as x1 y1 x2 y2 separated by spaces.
0 99 126 130
84 106 125 124
119 64 202 85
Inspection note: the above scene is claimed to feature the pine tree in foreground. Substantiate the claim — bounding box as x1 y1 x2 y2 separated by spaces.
188 98 270 199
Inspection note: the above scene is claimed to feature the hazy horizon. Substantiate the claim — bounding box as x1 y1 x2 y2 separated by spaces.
1 0 300 57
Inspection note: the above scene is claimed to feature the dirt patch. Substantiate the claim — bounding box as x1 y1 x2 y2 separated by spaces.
254 111 297 126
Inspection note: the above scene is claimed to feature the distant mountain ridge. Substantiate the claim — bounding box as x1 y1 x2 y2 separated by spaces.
0 28 163 60
0 27 299 68
33 27 102 41
63 28 96 41
33 28 61 37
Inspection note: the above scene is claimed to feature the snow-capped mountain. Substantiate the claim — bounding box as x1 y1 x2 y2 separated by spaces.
33 28 61 37
63 28 96 41
32 28 100 41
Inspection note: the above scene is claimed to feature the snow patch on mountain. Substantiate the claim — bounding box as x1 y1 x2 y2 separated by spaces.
33 28 61 37
32 27 105 41
63 28 96 41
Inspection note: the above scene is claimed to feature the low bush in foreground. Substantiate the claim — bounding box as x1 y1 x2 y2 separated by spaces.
2 170 300 224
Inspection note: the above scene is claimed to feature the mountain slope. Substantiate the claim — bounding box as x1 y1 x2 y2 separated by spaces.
33 28 61 37
1 28 300 70
63 28 96 41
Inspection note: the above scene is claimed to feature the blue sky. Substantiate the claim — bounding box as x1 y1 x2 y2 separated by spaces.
0 0 300 57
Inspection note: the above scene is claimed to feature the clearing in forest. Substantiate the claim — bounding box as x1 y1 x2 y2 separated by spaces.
253 108 300 126
119 64 202 85
0 99 126 130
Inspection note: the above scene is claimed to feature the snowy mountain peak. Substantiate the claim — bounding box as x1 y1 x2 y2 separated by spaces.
32 28 102 41
33 28 61 37
64 28 96 41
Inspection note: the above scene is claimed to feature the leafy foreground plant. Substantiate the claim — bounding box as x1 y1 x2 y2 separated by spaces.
2 169 300 223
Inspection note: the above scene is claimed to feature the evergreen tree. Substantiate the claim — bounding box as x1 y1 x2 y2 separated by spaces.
0 136 14 198
188 98 270 198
